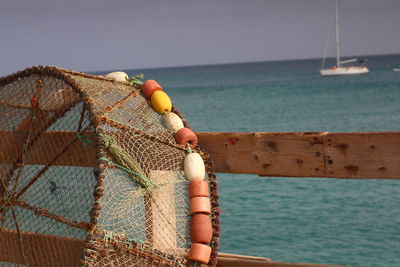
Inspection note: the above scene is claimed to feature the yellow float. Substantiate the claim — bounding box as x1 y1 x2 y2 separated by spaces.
150 90 172 113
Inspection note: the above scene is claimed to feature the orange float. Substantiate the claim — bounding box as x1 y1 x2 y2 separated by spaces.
188 243 211 264
173 127 198 149
190 197 211 215
141 79 162 99
189 180 210 198
190 214 213 244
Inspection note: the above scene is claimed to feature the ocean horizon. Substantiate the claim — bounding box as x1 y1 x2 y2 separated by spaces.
93 52 400 77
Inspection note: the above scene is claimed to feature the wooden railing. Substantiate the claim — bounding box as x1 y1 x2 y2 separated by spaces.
2 130 399 179
198 131 400 179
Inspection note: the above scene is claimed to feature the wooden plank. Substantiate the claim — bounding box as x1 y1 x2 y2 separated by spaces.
0 130 97 167
217 257 347 267
1 130 400 179
218 252 271 262
324 132 400 179
0 228 84 267
197 132 326 178
197 132 400 179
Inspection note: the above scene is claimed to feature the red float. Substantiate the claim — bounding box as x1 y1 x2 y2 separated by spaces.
173 127 198 149
190 214 213 244
188 243 211 264
190 197 211 215
141 80 162 99
188 180 210 199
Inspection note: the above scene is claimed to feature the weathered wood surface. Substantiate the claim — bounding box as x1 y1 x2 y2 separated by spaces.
0 229 347 267
217 252 347 266
218 256 346 267
0 228 84 267
197 132 400 179
0 130 97 167
1 130 400 179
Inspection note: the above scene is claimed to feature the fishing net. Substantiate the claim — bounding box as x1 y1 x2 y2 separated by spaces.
0 66 220 267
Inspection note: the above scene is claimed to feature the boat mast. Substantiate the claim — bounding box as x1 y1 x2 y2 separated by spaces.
335 0 341 67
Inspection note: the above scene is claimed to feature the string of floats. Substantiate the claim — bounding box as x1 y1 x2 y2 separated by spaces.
99 71 214 265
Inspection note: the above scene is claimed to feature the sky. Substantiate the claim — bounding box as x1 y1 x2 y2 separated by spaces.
0 0 399 75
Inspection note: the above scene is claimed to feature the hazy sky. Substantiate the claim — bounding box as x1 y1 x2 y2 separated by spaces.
0 0 399 75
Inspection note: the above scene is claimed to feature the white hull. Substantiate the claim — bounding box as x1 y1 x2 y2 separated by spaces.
320 66 369 76
393 68 400 72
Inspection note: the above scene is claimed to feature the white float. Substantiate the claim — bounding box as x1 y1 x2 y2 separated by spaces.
184 153 205 181
164 112 184 132
105 71 129 82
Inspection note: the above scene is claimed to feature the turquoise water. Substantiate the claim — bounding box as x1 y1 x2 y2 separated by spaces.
101 54 400 267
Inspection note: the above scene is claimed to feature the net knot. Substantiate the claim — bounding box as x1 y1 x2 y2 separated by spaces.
76 133 93 148
187 143 192 154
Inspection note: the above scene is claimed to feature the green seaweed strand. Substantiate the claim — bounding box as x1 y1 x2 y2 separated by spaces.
100 134 156 189
128 73 144 87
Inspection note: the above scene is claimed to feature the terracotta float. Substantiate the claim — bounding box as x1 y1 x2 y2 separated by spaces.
141 79 162 99
189 180 210 198
188 243 212 264
190 197 211 215
174 127 198 149
190 213 213 244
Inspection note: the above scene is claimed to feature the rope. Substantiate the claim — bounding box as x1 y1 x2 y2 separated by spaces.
11 206 29 265
321 8 335 69
12 82 44 194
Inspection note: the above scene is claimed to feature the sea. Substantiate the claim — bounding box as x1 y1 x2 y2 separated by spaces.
98 54 400 267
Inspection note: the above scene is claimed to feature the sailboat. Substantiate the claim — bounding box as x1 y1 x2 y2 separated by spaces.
320 0 369 76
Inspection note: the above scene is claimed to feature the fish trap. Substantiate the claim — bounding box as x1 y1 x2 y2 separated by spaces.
0 66 220 267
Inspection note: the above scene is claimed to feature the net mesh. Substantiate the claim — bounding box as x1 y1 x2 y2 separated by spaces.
0 66 220 267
